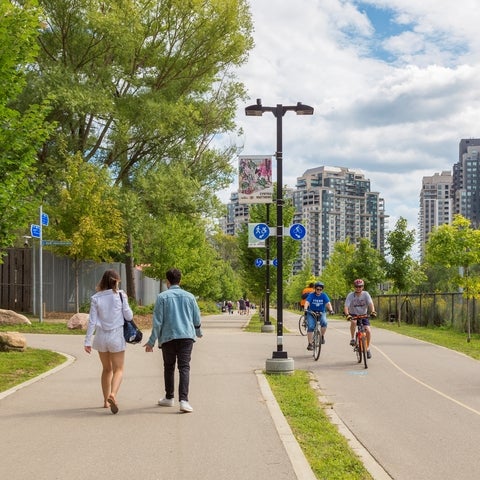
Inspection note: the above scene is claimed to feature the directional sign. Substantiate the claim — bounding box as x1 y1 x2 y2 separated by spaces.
42 240 72 246
272 258 278 267
30 224 41 239
289 223 306 240
41 213 49 226
253 223 270 240
254 258 264 268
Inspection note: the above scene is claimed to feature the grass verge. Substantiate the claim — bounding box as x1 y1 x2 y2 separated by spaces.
0 348 66 392
267 370 373 480
371 320 480 360
0 322 84 335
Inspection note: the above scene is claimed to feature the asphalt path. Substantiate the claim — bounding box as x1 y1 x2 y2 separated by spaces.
0 313 306 480
281 310 480 480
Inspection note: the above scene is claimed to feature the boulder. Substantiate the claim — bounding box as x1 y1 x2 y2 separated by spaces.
67 313 89 330
0 332 27 352
0 309 31 326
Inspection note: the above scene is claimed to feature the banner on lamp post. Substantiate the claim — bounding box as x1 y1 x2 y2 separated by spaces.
238 155 273 204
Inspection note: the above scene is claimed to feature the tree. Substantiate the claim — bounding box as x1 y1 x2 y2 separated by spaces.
425 215 480 338
284 258 316 308
22 0 254 295
0 0 53 257
345 238 385 295
385 217 425 322
47 154 126 311
321 239 356 299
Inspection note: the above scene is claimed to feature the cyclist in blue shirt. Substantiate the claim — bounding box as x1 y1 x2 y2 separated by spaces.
304 281 334 351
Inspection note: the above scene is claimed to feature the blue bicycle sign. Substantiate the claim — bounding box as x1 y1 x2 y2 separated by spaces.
253 223 270 240
289 223 306 240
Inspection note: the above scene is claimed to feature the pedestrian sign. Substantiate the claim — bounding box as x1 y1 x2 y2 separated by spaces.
253 223 270 240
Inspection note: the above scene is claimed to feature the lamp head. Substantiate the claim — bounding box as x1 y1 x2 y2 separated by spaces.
295 102 314 115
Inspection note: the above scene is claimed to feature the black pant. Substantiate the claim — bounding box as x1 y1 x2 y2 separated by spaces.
161 338 194 402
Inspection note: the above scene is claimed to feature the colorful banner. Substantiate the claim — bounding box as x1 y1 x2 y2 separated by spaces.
238 155 273 204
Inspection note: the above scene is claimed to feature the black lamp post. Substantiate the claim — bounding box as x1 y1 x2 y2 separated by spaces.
245 99 314 359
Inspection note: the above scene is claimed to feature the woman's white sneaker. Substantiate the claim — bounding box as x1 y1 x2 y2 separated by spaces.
158 398 174 407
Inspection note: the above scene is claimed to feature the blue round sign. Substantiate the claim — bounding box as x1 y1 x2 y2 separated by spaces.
289 223 306 240
272 258 278 267
253 223 270 240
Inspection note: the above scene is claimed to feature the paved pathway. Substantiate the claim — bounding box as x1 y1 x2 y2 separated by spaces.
0 312 317 480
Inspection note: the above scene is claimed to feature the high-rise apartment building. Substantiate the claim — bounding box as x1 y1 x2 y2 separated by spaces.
220 191 249 236
453 139 480 228
292 166 387 276
418 171 453 258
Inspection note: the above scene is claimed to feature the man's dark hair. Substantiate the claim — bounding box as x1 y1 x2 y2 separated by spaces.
166 268 182 285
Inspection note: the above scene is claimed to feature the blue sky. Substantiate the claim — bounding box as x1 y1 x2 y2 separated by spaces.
218 0 480 247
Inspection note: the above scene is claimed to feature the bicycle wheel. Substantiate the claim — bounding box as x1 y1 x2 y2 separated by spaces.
298 314 307 336
355 335 362 363
360 334 368 369
313 326 322 361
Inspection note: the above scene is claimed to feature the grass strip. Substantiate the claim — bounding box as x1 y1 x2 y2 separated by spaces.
0 348 66 392
371 320 480 360
267 370 373 480
0 322 84 335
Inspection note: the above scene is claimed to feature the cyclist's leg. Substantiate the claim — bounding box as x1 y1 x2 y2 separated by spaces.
306 312 315 349
349 318 356 345
363 318 372 358
320 312 327 339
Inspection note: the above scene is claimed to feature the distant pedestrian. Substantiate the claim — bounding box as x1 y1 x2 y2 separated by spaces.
84 269 133 414
227 301 233 314
239 298 246 315
144 268 203 413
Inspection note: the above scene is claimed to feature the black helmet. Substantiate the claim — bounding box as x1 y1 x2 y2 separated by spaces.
314 281 324 288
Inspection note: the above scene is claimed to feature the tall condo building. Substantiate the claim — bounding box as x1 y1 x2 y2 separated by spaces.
292 166 387 276
453 139 480 228
418 171 453 259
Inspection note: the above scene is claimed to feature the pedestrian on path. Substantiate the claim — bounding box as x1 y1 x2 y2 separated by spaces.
84 269 133 414
144 268 203 413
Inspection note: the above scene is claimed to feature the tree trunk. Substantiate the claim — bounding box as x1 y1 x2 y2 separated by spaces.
125 234 137 302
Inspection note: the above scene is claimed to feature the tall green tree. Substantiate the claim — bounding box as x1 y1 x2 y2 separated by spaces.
345 238 385 295
21 0 254 295
385 217 425 294
47 154 126 311
425 215 480 337
321 239 356 299
0 0 53 256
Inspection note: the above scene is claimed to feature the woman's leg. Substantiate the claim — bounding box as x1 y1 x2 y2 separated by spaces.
109 350 125 399
98 351 113 407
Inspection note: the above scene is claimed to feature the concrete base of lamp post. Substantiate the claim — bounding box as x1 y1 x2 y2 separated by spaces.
261 324 275 333
265 357 294 374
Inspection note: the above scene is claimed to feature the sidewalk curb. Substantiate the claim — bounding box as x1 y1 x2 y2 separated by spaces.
0 351 75 401
256 370 317 480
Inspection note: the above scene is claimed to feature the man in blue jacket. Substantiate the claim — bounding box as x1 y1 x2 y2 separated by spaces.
145 268 202 413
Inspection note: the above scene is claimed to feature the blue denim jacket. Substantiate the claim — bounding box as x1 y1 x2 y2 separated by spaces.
147 285 202 347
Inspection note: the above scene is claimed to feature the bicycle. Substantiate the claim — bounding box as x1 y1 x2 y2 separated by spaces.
305 310 323 361
349 314 369 369
298 312 307 336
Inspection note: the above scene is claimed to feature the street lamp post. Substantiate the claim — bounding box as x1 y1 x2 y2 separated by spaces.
245 99 314 369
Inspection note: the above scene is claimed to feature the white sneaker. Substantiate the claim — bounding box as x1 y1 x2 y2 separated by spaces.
158 398 174 407
179 400 193 413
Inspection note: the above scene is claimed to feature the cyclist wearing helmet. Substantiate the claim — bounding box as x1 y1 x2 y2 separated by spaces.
304 281 334 351
344 279 376 358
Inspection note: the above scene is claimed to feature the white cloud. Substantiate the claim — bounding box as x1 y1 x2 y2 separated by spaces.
218 0 480 239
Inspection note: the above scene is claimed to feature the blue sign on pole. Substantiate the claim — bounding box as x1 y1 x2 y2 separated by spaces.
41 213 49 226
289 223 306 240
253 223 270 240
272 258 278 267
254 258 264 268
30 224 41 239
